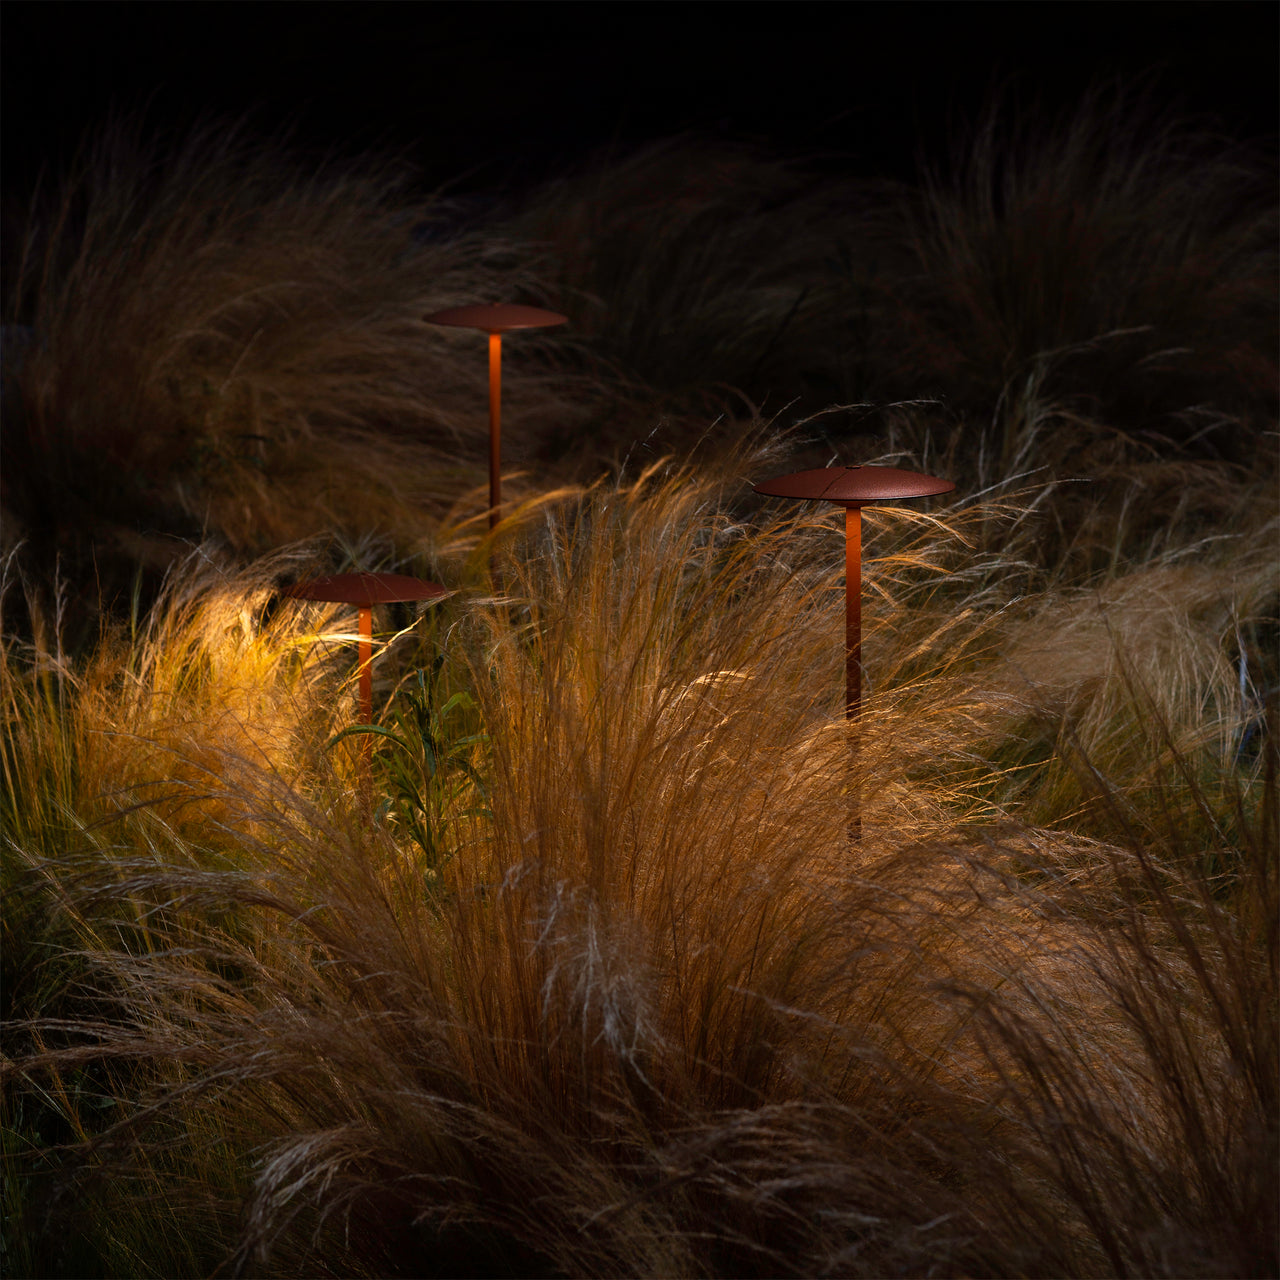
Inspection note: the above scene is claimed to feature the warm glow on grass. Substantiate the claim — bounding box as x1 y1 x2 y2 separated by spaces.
4 459 1275 1275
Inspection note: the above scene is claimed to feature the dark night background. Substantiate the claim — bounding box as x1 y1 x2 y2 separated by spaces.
4 1 1277 200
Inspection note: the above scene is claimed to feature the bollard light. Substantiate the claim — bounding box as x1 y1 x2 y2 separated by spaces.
284 572 448 793
424 303 568 531
752 464 955 835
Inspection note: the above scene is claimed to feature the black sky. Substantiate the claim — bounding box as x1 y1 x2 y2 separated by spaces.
3 2 1277 197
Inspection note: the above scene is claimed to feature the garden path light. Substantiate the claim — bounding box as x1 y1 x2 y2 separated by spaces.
752 464 955 834
284 572 448 783
424 303 568 531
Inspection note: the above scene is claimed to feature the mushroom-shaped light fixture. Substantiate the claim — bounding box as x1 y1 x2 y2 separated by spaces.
752 465 954 722
753 464 954 835
284 572 448 739
424 303 568 530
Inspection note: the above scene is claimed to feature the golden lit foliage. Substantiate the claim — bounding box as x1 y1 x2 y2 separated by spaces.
3 460 1274 1276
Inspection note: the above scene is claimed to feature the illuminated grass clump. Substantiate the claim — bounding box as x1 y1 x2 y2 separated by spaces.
4 453 1276 1277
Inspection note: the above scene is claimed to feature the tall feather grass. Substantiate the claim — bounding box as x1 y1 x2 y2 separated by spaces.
4 95 1274 632
497 92 1276 470
876 86 1278 461
2 84 1276 1278
3 456 1274 1276
1 120 589 622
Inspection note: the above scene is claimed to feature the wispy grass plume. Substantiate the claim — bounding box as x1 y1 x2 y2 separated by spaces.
4 458 1273 1276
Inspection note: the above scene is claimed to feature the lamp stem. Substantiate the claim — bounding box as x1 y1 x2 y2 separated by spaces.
357 605 373 724
488 332 502 531
845 506 863 841
352 603 373 812
845 506 862 721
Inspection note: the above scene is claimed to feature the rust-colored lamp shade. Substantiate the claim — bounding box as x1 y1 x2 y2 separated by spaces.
424 303 568 333
284 572 447 736
425 303 568 530
753 465 955 506
284 573 449 608
754 463 955 837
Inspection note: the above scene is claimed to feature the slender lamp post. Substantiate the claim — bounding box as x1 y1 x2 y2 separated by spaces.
752 464 955 834
424 303 568 530
284 572 448 787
